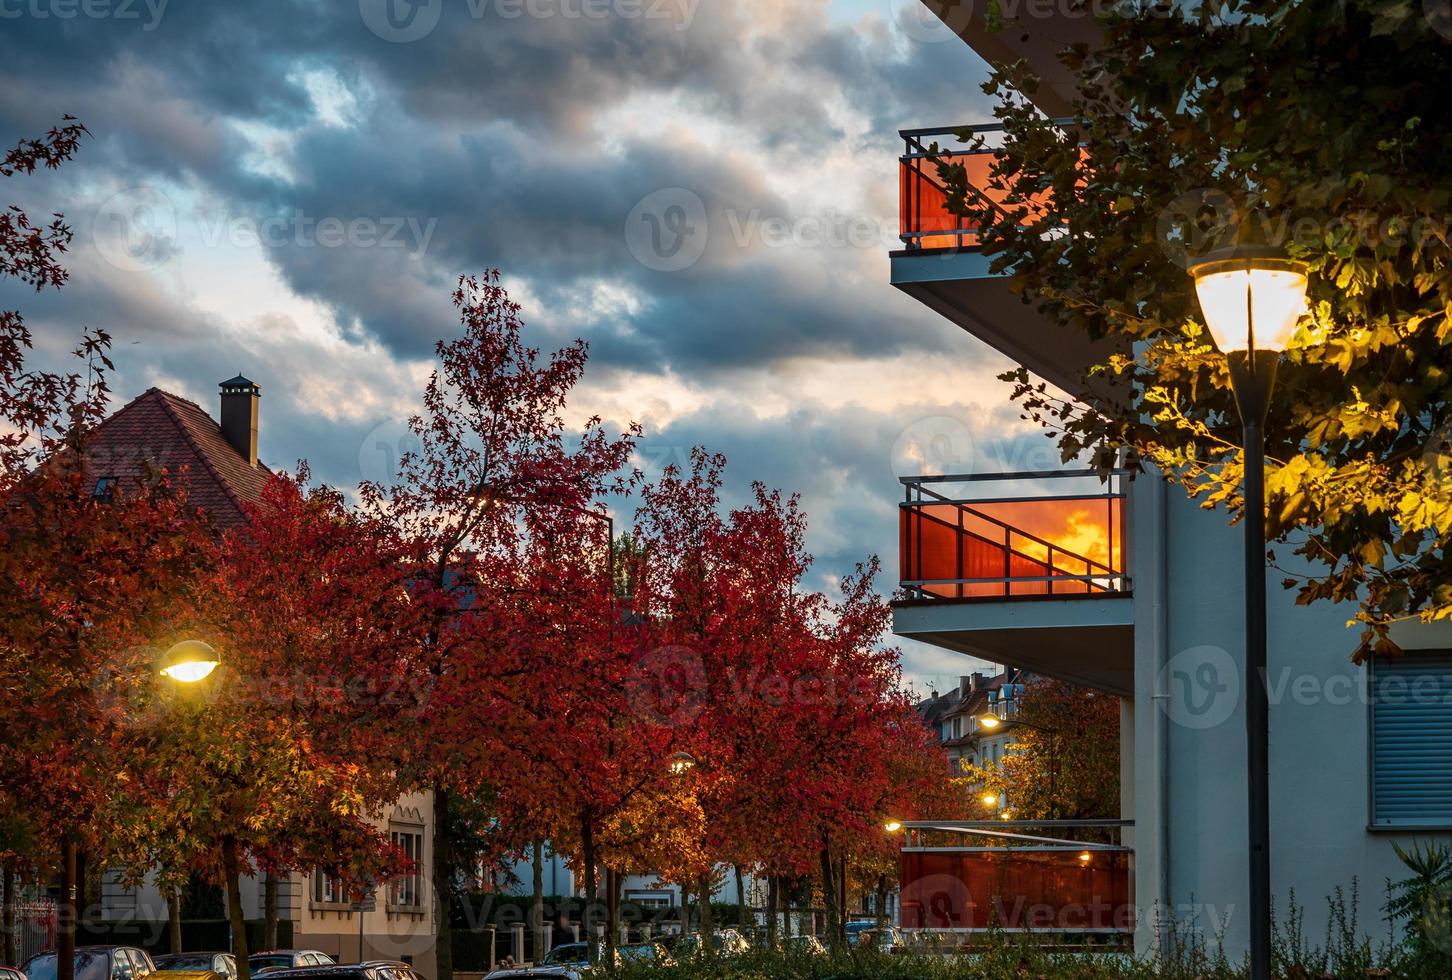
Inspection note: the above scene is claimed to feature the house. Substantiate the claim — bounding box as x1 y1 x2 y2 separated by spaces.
914 670 1021 775
889 2 1451 960
85 377 439 976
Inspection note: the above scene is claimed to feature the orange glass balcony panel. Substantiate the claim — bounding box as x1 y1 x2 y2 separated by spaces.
899 496 1123 598
898 140 1080 251
899 848 1133 932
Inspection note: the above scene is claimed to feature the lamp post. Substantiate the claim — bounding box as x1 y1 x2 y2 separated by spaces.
976 711 1061 813
1187 244 1309 980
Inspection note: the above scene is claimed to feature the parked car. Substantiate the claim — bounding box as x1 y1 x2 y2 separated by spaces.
148 971 223 980
673 929 750 958
616 943 672 966
24 947 155 980
258 965 421 980
483 942 617 980
248 953 334 976
153 954 236 980
785 936 827 956
853 927 902 953
0 966 27 980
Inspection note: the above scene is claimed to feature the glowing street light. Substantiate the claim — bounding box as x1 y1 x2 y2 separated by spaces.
976 712 1002 731
158 640 221 683
1187 245 1310 980
980 793 998 807
883 820 903 833
667 751 697 775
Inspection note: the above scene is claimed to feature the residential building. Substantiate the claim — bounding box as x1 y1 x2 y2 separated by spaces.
84 378 439 975
914 670 1020 775
889 2 1450 959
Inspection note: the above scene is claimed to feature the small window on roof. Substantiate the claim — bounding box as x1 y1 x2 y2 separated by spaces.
92 476 119 503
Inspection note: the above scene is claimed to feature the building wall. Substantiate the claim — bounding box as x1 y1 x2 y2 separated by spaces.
1133 475 1440 958
101 791 437 979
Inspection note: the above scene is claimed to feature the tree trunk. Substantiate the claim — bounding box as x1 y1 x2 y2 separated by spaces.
695 875 712 950
766 876 778 946
168 886 183 954
222 837 250 980
263 874 278 951
579 812 597 950
531 842 544 963
875 874 888 928
819 842 839 951
733 865 746 930
58 840 76 980
431 783 454 980
3 862 19 966
838 854 848 945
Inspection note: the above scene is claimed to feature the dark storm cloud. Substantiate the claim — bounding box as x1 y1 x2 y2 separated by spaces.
0 1 1024 692
0 0 994 375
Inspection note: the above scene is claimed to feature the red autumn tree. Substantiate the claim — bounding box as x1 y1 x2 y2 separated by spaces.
0 117 220 976
629 449 951 948
358 271 638 980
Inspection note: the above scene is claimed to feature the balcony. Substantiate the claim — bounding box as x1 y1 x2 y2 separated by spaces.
898 820 1133 937
891 126 1121 395
893 471 1134 696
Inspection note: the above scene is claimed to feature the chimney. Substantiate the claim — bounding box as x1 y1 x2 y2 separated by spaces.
219 375 260 466
963 672 988 696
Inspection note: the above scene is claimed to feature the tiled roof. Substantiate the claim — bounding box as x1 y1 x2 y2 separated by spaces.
84 387 272 528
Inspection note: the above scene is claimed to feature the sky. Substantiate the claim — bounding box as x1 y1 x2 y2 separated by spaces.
0 0 1056 694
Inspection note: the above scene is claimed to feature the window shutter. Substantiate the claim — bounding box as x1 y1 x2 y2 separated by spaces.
1371 653 1452 827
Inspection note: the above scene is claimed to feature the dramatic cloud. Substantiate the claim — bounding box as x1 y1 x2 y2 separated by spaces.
0 0 1033 685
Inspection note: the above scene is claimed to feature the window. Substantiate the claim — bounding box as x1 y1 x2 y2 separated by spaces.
1370 653 1452 827
92 476 119 503
312 870 352 905
389 827 424 908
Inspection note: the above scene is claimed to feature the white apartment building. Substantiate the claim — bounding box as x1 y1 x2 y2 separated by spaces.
889 1 1451 960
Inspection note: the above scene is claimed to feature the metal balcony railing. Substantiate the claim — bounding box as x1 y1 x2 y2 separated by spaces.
899 470 1129 600
898 122 1070 251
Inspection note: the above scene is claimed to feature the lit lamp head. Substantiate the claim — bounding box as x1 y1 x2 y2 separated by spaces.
977 713 1002 731
667 751 697 775
1187 245 1308 423
980 793 998 807
158 640 221 683
883 820 903 833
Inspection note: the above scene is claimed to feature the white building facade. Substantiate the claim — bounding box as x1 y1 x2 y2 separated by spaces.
889 0 1451 960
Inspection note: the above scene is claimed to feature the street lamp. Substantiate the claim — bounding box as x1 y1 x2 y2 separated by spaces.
882 820 903 833
667 751 697 775
158 640 222 683
1187 244 1309 980
977 711 1062 812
